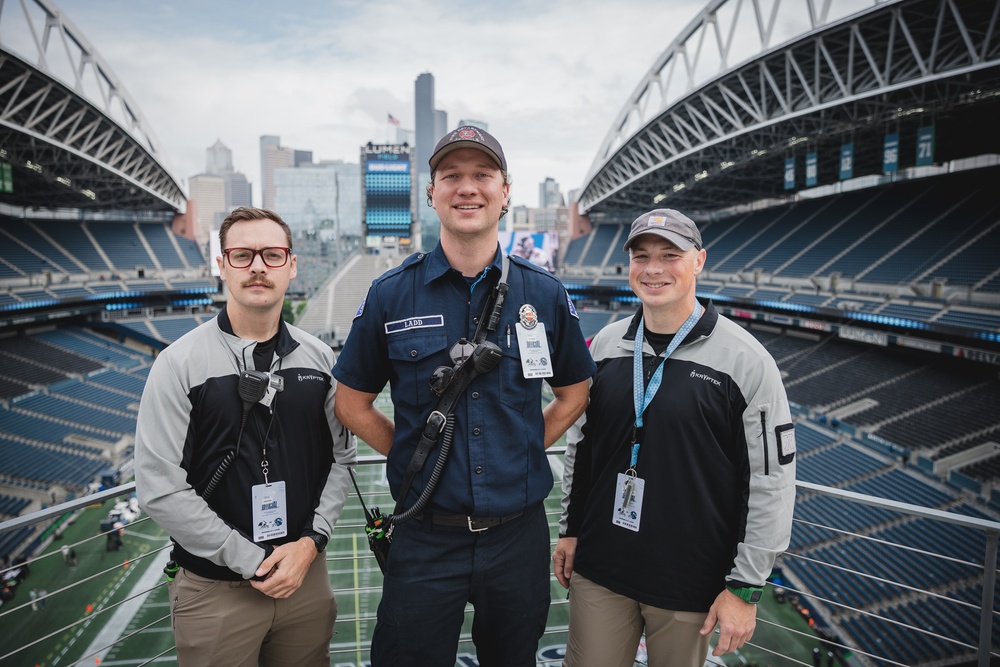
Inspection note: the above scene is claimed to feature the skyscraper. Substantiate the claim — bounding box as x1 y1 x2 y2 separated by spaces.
188 139 252 248
206 140 233 175
260 135 296 210
539 177 565 208
415 73 435 177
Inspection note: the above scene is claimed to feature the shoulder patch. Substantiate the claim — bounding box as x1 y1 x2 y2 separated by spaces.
566 291 579 320
354 296 366 319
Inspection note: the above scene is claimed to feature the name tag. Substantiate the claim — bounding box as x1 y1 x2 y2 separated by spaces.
252 481 287 542
515 322 553 378
611 473 644 532
385 315 444 335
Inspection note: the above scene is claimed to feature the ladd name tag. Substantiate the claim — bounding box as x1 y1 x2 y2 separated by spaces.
252 481 288 542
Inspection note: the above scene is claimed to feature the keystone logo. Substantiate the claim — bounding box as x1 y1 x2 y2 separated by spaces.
690 370 721 386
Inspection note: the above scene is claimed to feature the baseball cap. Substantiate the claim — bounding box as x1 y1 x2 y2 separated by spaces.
429 126 507 172
622 209 702 252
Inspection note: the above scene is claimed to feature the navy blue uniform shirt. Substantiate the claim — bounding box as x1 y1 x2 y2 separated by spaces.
333 243 596 517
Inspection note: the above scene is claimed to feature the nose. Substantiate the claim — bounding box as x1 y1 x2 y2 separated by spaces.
248 252 269 272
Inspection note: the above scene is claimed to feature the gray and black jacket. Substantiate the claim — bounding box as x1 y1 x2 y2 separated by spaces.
134 310 356 580
560 299 795 612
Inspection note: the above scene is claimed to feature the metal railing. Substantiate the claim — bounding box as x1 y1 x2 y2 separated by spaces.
1 455 998 667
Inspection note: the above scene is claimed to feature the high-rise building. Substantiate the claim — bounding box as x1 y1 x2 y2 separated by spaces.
273 160 361 237
188 139 252 247
260 135 296 210
434 109 448 144
188 173 225 248
206 140 233 175
415 73 435 177
539 177 565 208
223 172 252 210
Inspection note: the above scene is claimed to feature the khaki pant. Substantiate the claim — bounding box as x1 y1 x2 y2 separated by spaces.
168 555 336 667
564 572 710 667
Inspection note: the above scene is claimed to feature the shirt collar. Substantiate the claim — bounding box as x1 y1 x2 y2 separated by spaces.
624 296 718 344
423 241 503 286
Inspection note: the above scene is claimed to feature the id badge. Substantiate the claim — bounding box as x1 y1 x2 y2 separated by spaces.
251 481 287 542
515 322 553 378
611 473 644 532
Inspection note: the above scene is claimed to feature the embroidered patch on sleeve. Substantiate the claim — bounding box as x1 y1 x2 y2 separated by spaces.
566 292 579 320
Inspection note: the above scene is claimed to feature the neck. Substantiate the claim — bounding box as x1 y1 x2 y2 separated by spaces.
226 304 281 342
642 298 699 334
440 234 498 277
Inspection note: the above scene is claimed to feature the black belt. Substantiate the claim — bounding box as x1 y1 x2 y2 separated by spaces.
422 504 537 532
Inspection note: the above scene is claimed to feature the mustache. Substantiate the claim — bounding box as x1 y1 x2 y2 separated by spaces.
241 278 274 289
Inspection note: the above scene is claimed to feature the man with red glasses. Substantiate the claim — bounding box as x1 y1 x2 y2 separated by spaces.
135 206 356 666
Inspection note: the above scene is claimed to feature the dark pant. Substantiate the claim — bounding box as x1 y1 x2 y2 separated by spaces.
371 503 551 667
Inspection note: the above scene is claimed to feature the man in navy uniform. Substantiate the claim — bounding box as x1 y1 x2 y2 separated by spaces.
334 126 595 666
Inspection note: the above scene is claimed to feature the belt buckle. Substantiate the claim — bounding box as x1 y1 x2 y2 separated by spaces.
467 517 490 532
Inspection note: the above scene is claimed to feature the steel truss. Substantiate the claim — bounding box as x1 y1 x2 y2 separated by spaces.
580 0 1000 216
0 0 184 211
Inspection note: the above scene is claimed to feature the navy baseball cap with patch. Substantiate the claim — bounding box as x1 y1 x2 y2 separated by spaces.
429 126 507 172
622 208 702 252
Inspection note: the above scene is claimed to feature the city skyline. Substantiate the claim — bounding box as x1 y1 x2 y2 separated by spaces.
48 0 703 209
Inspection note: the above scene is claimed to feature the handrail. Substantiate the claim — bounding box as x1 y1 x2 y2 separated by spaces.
1 454 998 666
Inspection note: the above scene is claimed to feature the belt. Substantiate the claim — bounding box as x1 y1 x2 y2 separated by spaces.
422 504 537 532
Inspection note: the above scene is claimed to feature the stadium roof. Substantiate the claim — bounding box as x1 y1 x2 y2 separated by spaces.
0 0 185 212
579 0 1000 218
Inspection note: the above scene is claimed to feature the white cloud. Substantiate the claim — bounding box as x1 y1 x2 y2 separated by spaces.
50 0 704 207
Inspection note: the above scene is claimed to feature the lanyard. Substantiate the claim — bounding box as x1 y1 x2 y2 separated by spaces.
630 301 704 470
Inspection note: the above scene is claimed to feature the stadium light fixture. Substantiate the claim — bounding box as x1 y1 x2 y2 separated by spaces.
653 193 668 203
720 161 735 170
694 170 708 181
672 182 686 192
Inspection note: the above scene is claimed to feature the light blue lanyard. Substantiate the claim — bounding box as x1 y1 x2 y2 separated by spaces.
630 301 704 469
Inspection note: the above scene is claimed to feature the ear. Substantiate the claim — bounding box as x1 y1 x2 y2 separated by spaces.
693 248 707 276
216 255 226 281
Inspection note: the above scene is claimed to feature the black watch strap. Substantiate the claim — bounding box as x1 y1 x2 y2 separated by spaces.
306 532 329 553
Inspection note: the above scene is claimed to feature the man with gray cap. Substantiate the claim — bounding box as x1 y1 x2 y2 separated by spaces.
552 209 796 665
334 126 595 666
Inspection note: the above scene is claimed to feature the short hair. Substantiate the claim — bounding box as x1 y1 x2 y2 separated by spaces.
219 207 293 250
425 170 512 219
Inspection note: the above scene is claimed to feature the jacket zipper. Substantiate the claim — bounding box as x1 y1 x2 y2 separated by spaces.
761 410 770 475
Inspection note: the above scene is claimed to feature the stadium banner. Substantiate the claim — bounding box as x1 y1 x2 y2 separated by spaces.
783 157 795 190
883 133 899 174
838 325 887 346
805 152 818 187
500 231 557 272
839 144 853 180
916 126 935 166
0 162 11 193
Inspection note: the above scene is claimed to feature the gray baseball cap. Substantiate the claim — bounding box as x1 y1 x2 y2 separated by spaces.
622 208 702 252
429 126 507 172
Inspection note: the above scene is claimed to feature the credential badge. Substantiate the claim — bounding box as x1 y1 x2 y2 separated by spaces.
519 304 539 330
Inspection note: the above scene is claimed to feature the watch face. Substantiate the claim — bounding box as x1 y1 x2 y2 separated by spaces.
750 589 762 603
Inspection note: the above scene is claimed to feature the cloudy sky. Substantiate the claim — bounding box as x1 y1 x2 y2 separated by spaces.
40 0 704 208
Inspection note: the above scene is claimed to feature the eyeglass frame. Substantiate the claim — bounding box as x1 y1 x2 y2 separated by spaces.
222 247 292 269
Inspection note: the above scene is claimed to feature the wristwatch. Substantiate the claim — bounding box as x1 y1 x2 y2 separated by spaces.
726 584 764 604
305 533 329 553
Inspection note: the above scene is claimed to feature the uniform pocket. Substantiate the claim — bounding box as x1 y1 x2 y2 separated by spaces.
387 334 449 409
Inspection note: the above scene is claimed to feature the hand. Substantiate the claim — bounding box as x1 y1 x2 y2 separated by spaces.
552 537 577 588
249 537 317 599
700 588 757 656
